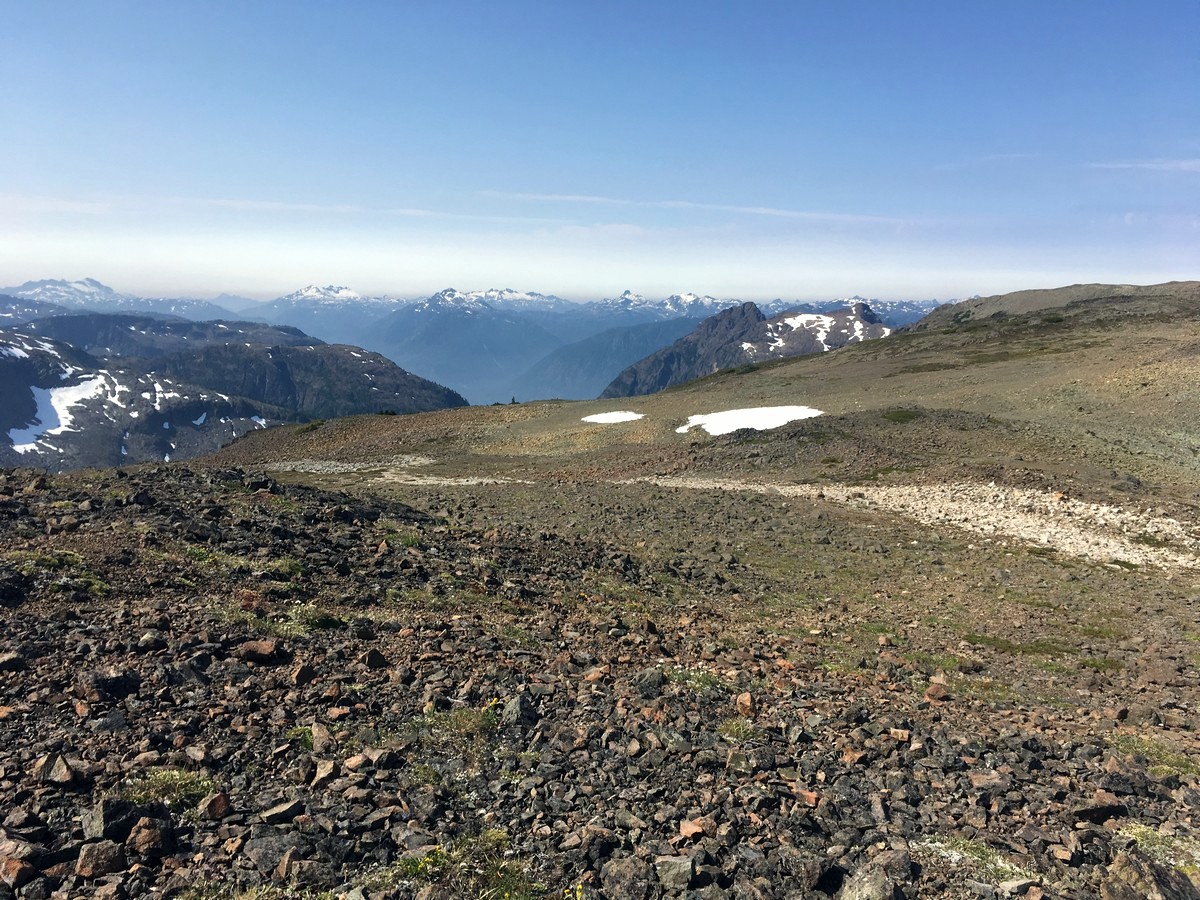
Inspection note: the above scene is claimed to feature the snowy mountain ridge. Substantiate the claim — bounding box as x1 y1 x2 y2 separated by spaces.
4 278 133 306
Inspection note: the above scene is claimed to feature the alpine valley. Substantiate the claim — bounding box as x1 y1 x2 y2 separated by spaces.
1 279 937 469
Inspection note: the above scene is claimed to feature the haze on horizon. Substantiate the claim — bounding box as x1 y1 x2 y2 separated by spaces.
1 1 1196 302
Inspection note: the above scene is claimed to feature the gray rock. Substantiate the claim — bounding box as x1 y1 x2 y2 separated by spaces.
600 856 654 900
1100 849 1200 899
837 863 896 900
501 694 538 728
654 853 695 893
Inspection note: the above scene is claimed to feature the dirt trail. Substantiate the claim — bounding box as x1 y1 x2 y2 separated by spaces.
633 475 1200 569
267 455 1200 569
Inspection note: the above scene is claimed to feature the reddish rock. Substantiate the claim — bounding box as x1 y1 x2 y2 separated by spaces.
924 683 953 702
291 662 318 686
735 691 755 717
75 840 126 878
198 791 232 820
0 858 36 890
237 639 287 664
126 817 174 857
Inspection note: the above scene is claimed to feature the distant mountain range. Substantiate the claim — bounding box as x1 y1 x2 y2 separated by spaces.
3 278 943 403
2 278 239 321
0 307 467 471
601 301 891 398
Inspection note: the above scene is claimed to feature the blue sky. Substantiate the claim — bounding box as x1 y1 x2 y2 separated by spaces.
1 1 1197 300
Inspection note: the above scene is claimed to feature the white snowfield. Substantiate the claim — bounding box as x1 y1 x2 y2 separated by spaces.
579 405 823 433
8 374 109 453
581 411 645 424
675 406 823 435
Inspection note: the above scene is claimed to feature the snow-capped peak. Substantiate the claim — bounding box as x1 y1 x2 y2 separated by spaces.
661 293 731 315
279 285 363 303
3 278 128 305
457 288 571 311
408 288 493 314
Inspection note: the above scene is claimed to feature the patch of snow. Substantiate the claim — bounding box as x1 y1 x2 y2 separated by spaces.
193 412 207 426
8 375 108 452
251 416 267 428
129 410 140 418
582 411 645 424
782 314 835 350
740 342 757 356
0 345 30 358
675 405 823 436
163 422 171 430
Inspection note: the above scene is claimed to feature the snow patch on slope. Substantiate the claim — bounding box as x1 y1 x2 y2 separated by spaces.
675 406 823 436
582 411 644 424
8 375 109 452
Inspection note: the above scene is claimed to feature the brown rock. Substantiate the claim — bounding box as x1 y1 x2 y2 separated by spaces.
275 846 302 881
0 858 36 890
125 817 174 858
197 792 232 820
311 721 337 754
260 799 304 825
236 639 287 664
291 662 318 686
75 840 126 878
680 818 706 839
924 683 952 702
735 691 755 717
310 759 337 789
32 752 74 785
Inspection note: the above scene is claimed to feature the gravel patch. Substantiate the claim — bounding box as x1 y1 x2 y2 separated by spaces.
634 476 1200 569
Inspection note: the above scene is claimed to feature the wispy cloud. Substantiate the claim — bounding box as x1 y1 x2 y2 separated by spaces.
480 190 910 225
1089 158 1200 173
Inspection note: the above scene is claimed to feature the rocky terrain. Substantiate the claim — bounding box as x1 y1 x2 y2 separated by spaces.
0 453 1198 900
2 281 1199 899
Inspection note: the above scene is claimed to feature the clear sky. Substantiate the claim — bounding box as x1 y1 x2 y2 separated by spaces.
2 1 1197 301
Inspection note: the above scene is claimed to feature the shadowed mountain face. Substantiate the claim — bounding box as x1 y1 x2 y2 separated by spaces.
601 301 890 398
25 314 319 358
509 318 704 401
0 294 70 326
0 313 467 471
366 299 565 405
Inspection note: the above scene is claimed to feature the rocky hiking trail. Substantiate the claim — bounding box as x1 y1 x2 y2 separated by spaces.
630 477 1200 572
1 465 1200 899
